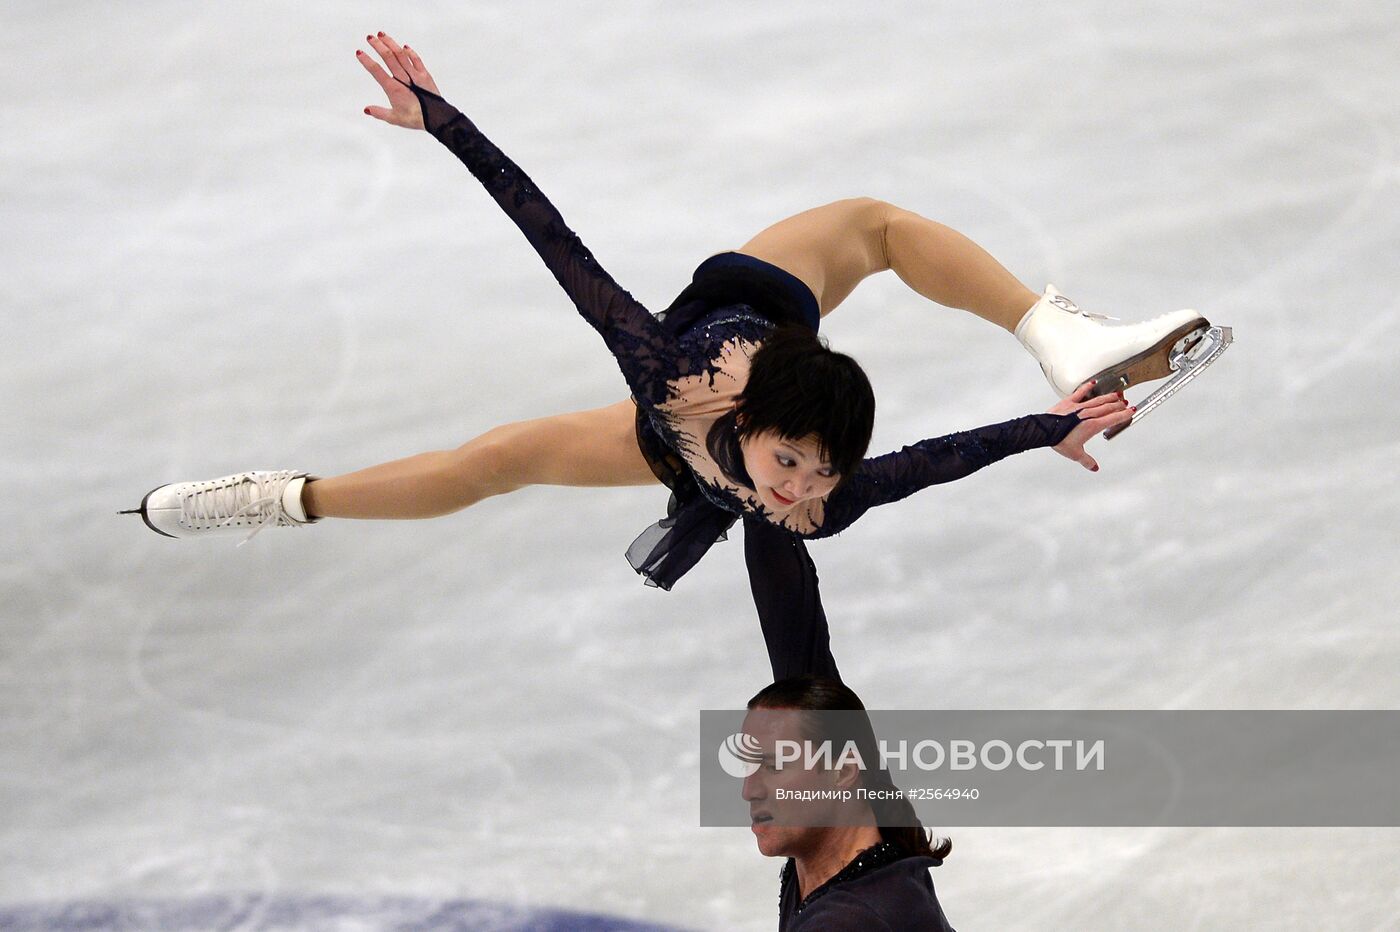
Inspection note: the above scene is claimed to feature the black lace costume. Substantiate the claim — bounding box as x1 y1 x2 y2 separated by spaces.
410 86 1080 627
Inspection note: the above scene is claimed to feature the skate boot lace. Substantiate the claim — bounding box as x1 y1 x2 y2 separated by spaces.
179 471 299 545
1049 293 1119 323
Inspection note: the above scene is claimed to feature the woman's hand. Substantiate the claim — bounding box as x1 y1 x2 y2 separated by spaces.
1049 381 1134 471
356 31 441 130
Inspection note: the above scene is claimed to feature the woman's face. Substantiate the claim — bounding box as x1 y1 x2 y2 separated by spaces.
739 430 840 514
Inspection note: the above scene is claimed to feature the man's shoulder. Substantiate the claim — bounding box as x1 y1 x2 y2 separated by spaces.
792 856 953 932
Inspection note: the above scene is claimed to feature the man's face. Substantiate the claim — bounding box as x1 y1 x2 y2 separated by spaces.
740 707 856 858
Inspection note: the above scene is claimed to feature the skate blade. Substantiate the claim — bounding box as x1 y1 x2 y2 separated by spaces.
1086 319 1210 397
1105 325 1233 440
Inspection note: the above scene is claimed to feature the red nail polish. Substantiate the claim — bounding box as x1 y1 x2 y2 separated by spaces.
367 35 373 41
377 31 385 37
1091 465 1099 472
363 107 370 115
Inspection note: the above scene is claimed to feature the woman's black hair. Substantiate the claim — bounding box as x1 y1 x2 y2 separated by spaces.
729 324 875 484
747 675 951 862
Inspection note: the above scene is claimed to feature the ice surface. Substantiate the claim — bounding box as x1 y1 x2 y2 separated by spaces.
4 1 1399 929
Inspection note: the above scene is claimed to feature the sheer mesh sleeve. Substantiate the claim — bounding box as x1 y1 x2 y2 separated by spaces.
743 516 841 682
409 84 680 406
813 412 1081 536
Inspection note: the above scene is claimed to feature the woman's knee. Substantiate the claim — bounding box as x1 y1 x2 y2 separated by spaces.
448 423 533 496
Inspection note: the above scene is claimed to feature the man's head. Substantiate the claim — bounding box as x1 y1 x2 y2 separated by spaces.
740 677 878 859
739 703 867 859
741 676 949 863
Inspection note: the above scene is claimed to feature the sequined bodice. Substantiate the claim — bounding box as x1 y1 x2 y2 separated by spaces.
638 309 833 535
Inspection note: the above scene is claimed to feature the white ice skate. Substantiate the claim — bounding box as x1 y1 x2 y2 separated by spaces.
1016 286 1233 439
121 470 316 543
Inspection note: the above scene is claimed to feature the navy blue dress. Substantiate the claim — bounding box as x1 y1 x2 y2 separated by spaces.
409 85 1078 676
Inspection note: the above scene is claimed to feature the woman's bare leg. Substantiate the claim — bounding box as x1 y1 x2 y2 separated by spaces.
882 207 1039 332
302 399 656 519
737 197 1037 331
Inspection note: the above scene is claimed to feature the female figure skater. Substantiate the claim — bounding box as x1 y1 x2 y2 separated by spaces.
127 34 1211 593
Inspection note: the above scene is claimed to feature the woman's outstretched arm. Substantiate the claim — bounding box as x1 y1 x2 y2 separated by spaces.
357 33 680 407
813 383 1132 536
